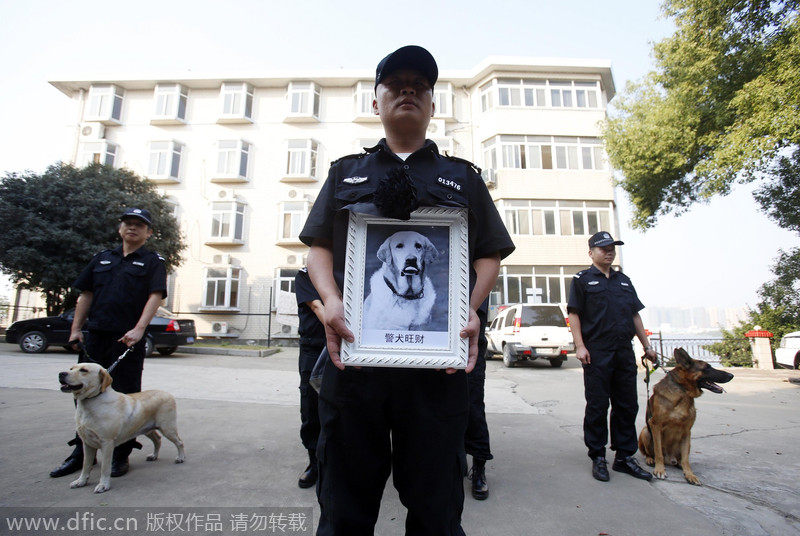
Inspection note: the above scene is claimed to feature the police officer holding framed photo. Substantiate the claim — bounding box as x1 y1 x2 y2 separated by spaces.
301 45 514 535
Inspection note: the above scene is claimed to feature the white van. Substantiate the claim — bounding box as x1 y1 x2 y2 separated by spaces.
486 304 574 368
775 331 800 369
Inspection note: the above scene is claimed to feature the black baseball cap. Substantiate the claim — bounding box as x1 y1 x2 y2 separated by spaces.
588 231 623 248
375 45 438 90
120 207 152 226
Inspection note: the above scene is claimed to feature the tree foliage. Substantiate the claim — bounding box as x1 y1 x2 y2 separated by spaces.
603 0 800 229
755 249 800 331
712 148 800 353
751 148 800 337
707 298 799 367
0 163 186 315
754 147 800 234
705 324 754 367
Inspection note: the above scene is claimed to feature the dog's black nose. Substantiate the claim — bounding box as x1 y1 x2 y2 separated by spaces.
58 371 68 382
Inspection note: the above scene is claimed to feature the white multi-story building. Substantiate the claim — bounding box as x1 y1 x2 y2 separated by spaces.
49 56 619 342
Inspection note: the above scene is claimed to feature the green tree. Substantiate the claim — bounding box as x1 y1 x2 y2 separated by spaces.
0 163 186 315
705 324 754 367
708 149 800 360
603 0 800 229
754 250 800 333
751 147 800 336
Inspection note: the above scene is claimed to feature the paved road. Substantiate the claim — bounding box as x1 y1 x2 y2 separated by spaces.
0 345 798 535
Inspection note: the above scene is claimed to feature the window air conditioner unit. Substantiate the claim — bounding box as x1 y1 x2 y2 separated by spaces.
427 119 445 136
481 168 496 188
281 325 292 334
80 122 105 140
212 321 228 334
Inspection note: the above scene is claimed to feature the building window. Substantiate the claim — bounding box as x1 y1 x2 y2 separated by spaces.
354 81 375 117
480 81 493 112
285 139 319 181
147 141 183 181
482 78 601 111
278 200 310 243
484 135 605 171
81 141 118 167
553 137 580 170
203 266 241 309
575 81 600 108
85 85 124 124
219 82 253 123
500 200 612 237
287 82 320 120
215 140 250 181
549 81 573 107
493 265 586 307
209 200 245 243
163 196 180 221
580 138 605 170
274 268 299 304
152 84 187 124
433 82 453 118
482 138 497 171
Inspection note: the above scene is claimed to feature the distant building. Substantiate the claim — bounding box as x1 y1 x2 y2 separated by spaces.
645 306 748 334
46 57 619 341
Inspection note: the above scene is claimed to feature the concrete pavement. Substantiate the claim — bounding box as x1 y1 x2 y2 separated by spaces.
0 346 798 535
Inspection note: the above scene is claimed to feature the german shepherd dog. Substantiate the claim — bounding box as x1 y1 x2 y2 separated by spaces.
638 348 734 485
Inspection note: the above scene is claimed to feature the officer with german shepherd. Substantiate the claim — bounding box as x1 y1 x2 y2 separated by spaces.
567 232 657 482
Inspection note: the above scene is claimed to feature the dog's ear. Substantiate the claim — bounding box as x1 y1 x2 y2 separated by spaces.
674 347 693 369
100 368 113 392
377 237 393 265
422 236 439 264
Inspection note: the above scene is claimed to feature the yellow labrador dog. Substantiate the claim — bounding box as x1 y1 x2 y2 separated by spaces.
363 230 439 330
58 362 185 493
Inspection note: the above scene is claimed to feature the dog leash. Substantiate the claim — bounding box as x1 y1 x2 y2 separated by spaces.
642 352 664 440
70 340 133 376
107 346 133 375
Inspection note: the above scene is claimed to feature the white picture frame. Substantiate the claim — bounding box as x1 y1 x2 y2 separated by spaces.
341 207 469 368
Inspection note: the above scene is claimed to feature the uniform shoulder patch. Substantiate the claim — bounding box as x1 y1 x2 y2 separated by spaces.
330 152 367 166
444 154 481 174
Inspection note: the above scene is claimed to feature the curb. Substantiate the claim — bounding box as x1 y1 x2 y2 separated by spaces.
177 346 280 357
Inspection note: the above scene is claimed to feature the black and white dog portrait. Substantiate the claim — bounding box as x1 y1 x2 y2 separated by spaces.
362 230 442 331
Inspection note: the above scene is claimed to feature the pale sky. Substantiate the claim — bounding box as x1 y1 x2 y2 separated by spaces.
0 0 797 310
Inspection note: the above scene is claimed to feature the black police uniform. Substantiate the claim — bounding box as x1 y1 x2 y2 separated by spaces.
567 264 645 460
72 244 167 458
295 268 324 455
300 139 514 536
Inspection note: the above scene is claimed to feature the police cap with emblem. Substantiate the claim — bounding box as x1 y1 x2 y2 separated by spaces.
375 45 438 90
120 207 152 227
588 231 623 248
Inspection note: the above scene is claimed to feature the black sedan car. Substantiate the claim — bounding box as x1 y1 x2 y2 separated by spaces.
5 307 196 356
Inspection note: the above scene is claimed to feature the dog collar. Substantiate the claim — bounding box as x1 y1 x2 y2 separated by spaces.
383 276 424 300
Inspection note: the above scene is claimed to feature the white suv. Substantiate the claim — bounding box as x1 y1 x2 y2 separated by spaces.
486 304 574 368
775 331 800 369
